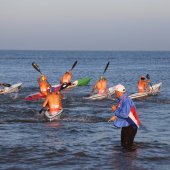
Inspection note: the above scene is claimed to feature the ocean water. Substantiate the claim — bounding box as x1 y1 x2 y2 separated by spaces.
0 50 170 170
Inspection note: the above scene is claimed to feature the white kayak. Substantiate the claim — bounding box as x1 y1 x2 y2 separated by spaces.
129 82 162 99
43 109 63 122
85 86 116 100
0 83 22 95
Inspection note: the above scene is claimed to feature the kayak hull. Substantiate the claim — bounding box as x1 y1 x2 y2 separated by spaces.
129 82 162 99
24 84 61 101
43 109 63 122
0 83 22 95
24 92 46 101
85 86 116 100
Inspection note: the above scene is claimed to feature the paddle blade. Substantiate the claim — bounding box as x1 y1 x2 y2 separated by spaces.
32 62 42 74
60 82 71 91
1 83 11 87
39 107 46 114
71 61 78 70
103 62 110 74
146 74 150 79
77 77 91 86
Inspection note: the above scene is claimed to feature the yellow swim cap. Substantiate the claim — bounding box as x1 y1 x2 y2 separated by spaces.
41 75 46 81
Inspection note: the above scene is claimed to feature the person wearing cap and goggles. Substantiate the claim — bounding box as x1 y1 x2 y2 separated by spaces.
138 75 150 93
108 84 141 150
37 74 51 96
91 76 108 95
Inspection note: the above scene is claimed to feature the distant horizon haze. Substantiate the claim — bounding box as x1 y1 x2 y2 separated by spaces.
0 0 170 51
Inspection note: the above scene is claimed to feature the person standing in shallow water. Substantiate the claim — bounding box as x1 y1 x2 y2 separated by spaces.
108 84 141 150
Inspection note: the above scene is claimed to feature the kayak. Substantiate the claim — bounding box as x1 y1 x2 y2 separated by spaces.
85 86 116 100
64 77 91 90
24 77 91 101
0 83 22 95
129 82 162 99
24 83 62 101
43 109 63 122
24 92 46 101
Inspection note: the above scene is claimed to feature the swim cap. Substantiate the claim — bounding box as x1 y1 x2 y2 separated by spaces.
99 76 103 80
140 75 145 80
114 84 126 93
41 75 46 81
65 71 70 75
99 76 106 80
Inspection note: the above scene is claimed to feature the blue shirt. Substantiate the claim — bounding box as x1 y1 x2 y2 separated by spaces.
113 93 136 128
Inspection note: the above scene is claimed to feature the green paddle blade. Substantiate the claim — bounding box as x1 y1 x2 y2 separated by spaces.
77 77 91 86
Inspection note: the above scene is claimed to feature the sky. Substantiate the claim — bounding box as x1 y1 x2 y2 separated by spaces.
0 0 170 51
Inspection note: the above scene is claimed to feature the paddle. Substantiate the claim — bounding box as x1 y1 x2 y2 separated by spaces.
103 61 110 74
32 62 51 87
39 107 46 114
0 83 11 87
146 74 154 91
102 61 112 98
32 62 43 74
60 82 71 91
70 61 78 71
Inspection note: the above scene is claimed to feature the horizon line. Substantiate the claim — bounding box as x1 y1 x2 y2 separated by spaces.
0 49 170 52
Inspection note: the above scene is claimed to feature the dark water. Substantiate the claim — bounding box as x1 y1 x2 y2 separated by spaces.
0 50 170 170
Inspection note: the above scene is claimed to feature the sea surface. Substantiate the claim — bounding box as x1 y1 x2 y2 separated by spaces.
0 50 170 170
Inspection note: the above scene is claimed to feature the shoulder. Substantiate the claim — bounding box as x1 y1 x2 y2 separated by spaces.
122 96 133 106
46 94 51 99
127 96 135 106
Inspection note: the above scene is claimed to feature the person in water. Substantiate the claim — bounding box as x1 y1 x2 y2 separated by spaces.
60 71 73 84
41 87 63 115
91 76 108 95
37 74 51 96
108 84 140 150
138 75 150 93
